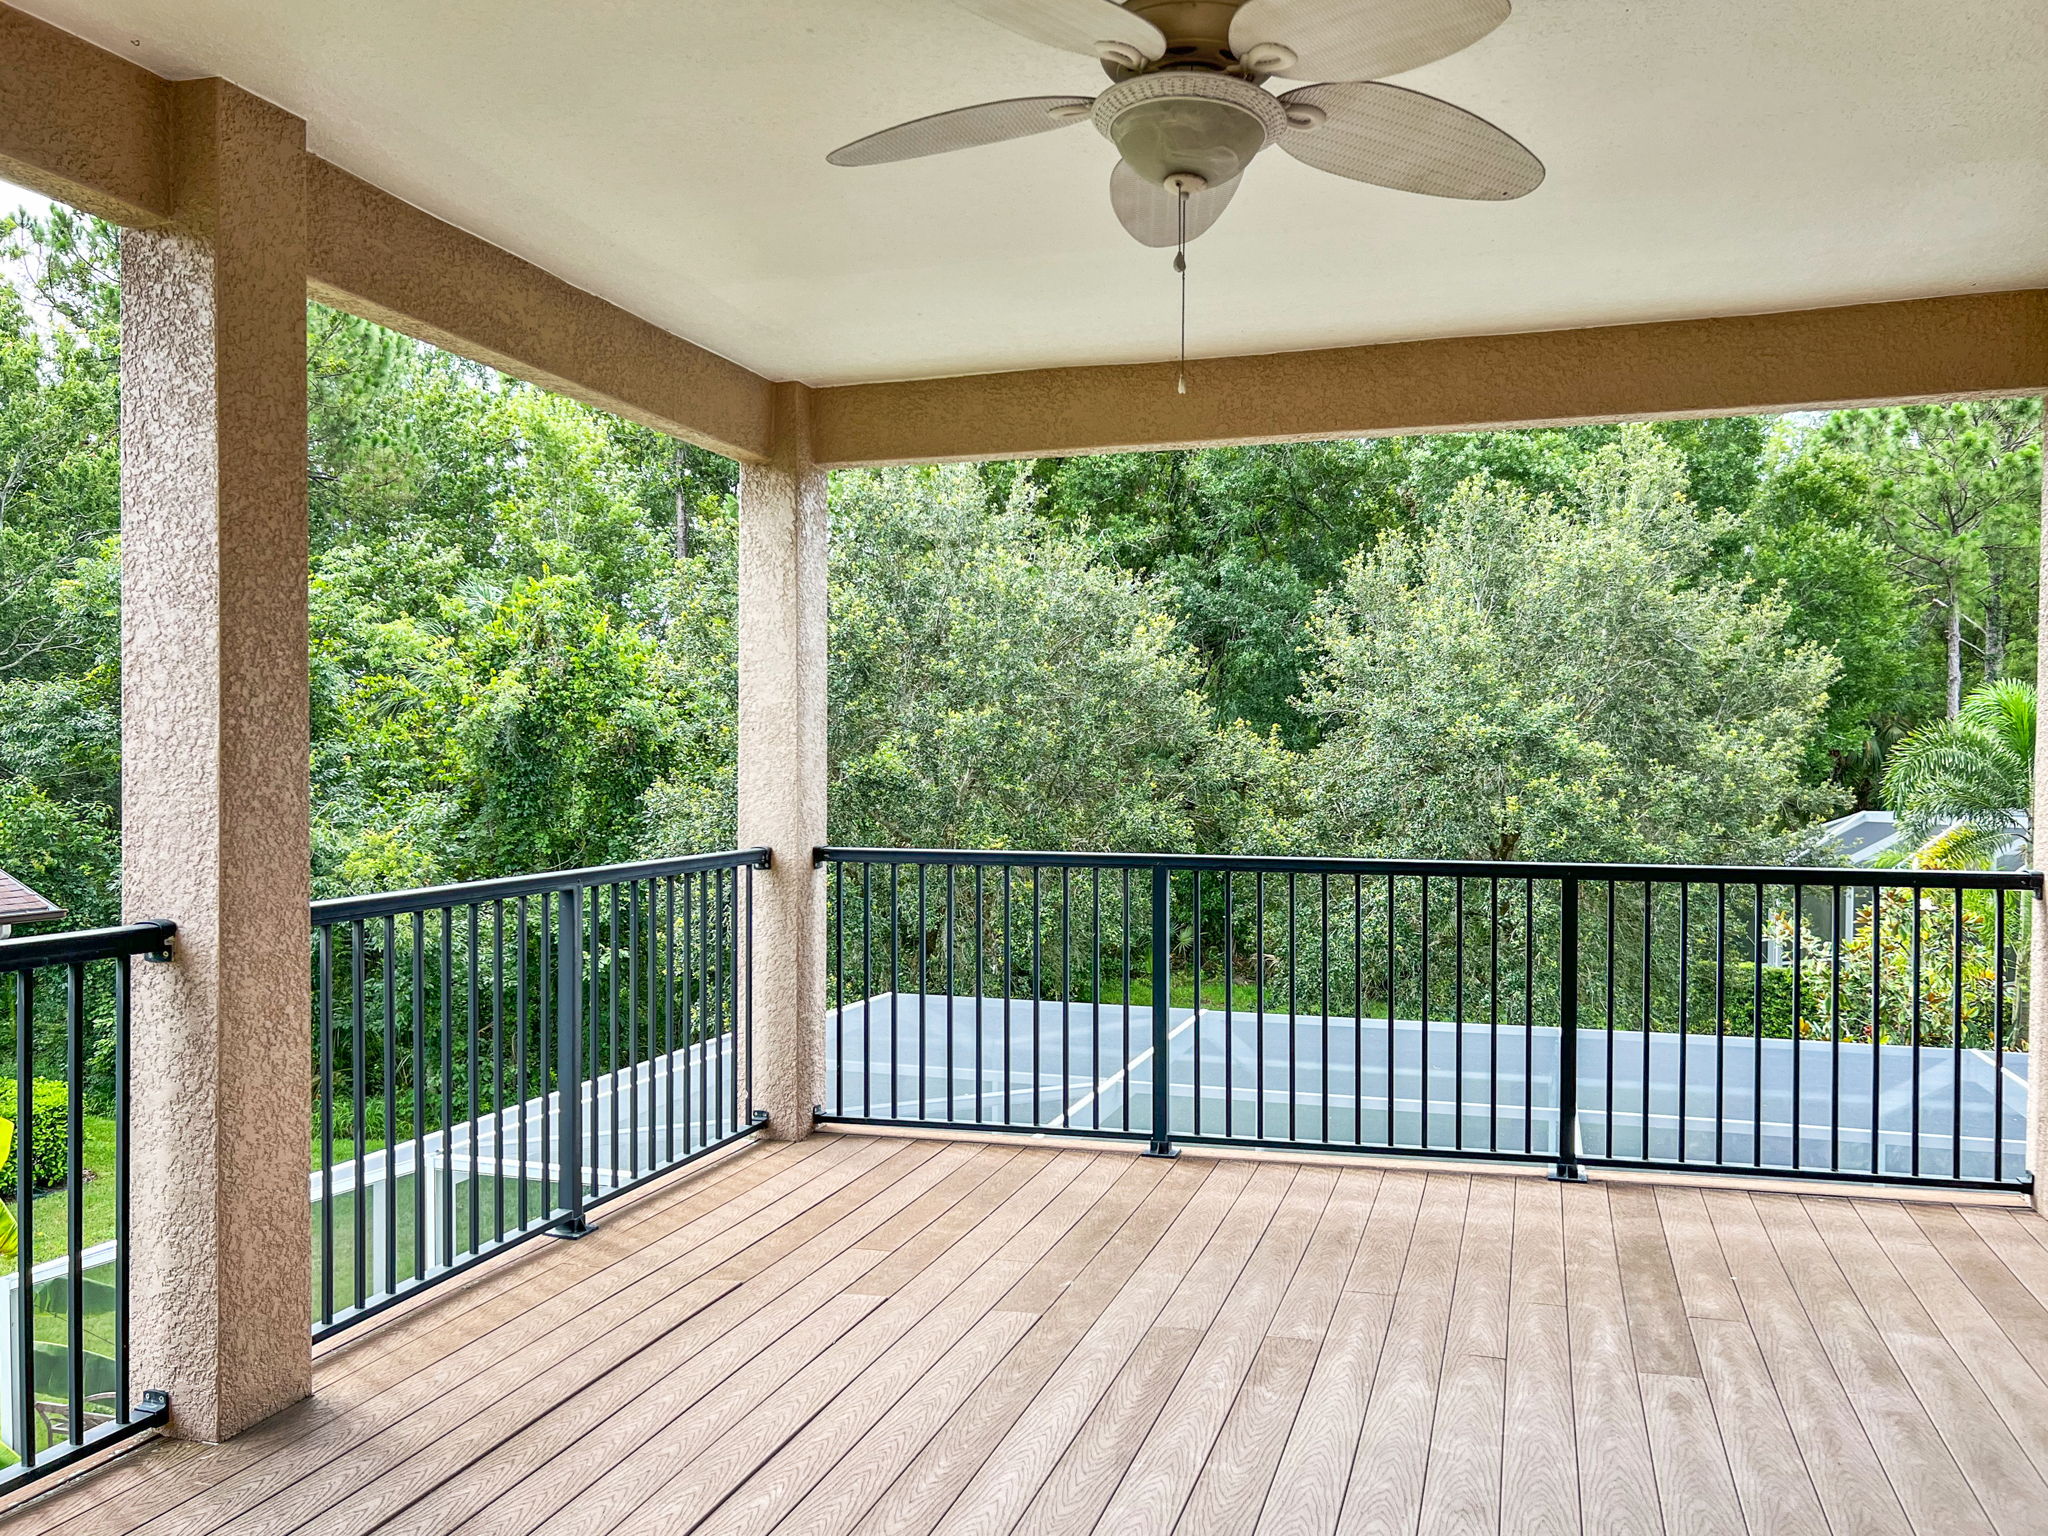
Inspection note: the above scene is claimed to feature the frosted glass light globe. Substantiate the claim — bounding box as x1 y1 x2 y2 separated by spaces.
1108 97 1268 188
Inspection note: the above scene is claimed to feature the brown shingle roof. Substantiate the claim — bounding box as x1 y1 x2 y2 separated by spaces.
0 871 66 927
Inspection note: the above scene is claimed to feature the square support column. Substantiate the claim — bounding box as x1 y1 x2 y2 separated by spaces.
120 79 313 1440
737 383 828 1139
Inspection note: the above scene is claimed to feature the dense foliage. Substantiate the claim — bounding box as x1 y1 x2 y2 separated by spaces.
0 202 2040 941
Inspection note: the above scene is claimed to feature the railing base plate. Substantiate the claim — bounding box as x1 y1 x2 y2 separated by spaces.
1549 1163 1588 1183
547 1215 595 1240
1142 1144 1180 1160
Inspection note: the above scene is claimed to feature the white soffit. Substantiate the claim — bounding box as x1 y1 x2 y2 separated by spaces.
15 0 2048 387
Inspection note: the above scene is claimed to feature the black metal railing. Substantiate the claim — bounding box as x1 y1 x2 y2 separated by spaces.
820 849 2038 1192
309 849 767 1337
0 921 173 1493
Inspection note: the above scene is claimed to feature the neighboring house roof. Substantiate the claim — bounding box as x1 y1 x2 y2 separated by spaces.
0 871 67 928
1813 810 2025 871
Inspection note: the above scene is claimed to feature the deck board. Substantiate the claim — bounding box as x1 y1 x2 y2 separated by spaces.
9 1131 2047 1536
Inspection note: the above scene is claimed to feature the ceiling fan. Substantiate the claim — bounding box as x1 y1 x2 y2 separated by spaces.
825 0 1544 248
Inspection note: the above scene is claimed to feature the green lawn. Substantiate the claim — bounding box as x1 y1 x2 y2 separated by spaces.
0 1113 121 1263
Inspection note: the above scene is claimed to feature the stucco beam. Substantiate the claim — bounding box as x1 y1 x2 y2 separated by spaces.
306 161 773 462
0 3 172 224
808 289 2048 466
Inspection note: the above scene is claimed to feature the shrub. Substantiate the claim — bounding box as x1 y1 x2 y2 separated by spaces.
0 1079 71 1191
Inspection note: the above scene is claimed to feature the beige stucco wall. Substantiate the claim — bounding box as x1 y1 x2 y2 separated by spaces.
0 4 170 224
808 289 2048 466
306 161 773 463
736 384 829 1140
120 78 313 1441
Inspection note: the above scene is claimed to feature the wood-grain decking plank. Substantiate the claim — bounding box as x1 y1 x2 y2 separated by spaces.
213 1141 971 1536
13 1139 2048 1536
25 1136 844 1536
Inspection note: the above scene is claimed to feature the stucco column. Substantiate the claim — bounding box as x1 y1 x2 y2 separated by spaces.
2031 401 2048 1216
736 383 828 1140
121 79 312 1439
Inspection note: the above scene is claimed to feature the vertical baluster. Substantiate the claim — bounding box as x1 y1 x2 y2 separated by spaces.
944 865 957 1124
1417 875 1431 1149
1993 889 2008 1183
317 927 335 1324
1714 884 1727 1168
1190 871 1201 1137
518 895 531 1226
1641 881 1653 1164
382 913 398 1297
974 867 986 1124
14 968 34 1467
1452 876 1465 1152
1321 873 1331 1144
681 874 696 1150
114 955 133 1422
1870 885 1883 1177
1089 868 1102 1131
1030 866 1042 1127
890 863 901 1120
1386 874 1398 1150
832 861 844 1118
1147 863 1174 1157
1677 883 1690 1165
1123 867 1133 1131
1287 872 1298 1142
1353 872 1366 1148
1255 871 1266 1141
1790 883 1803 1170
350 919 367 1310
1750 884 1763 1170
412 909 427 1277
1223 871 1235 1140
1951 885 1964 1180
1828 883 1842 1175
1002 865 1015 1127
860 863 872 1118
440 908 455 1265
1602 881 1615 1160
1910 885 1923 1178
919 863 930 1120
65 963 85 1442
1553 877 1583 1181
1490 876 1507 1155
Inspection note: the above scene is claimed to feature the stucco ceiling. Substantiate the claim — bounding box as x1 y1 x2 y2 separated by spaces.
16 0 2048 387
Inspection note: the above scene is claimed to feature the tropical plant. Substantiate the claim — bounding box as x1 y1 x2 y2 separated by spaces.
1882 679 2035 866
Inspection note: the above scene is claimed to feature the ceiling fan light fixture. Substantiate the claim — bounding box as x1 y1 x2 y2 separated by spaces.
1092 72 1286 188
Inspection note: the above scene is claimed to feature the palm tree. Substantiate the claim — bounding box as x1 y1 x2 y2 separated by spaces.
1882 679 2035 866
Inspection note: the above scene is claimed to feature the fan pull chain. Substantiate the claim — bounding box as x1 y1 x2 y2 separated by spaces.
1174 187 1188 396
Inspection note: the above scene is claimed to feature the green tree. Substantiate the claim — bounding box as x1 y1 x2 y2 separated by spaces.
1301 429 1841 862
645 465 1297 857
1881 678 2034 865
1823 402 2041 715
1729 442 1920 799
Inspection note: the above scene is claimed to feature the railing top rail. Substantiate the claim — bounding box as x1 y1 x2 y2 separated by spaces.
312 847 772 924
815 845 2043 893
0 918 175 972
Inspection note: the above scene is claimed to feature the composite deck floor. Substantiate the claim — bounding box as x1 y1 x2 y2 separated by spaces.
15 1132 2048 1535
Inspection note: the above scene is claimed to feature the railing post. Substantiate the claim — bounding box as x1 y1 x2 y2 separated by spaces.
1552 875 1587 1181
554 886 591 1236
1146 863 1178 1158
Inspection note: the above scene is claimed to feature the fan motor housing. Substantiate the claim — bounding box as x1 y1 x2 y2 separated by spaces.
1110 0 1255 79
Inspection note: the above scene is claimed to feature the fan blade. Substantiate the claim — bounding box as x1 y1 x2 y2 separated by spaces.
955 0 1166 63
1231 0 1509 81
1109 161 1242 247
827 96 1096 167
1277 82 1542 199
